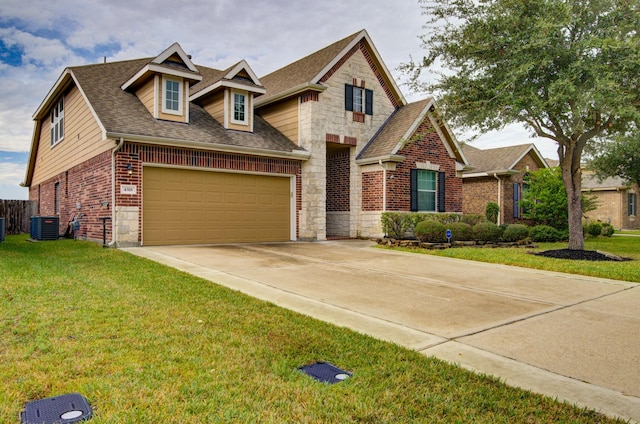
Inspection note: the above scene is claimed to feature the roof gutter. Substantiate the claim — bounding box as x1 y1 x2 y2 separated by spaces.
105 132 311 161
355 155 405 166
462 169 519 178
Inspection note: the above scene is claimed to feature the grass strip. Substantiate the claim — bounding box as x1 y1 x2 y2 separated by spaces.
0 235 627 423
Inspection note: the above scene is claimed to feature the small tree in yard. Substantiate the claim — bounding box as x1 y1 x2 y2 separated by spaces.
521 167 597 229
402 0 640 250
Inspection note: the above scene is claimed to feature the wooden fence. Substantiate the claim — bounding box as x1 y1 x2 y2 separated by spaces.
0 200 38 235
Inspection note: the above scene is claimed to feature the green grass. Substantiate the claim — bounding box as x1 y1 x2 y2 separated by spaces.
383 236 640 283
0 236 627 423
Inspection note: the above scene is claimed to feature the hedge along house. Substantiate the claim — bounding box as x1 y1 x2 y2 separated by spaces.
461 144 549 225
23 30 468 246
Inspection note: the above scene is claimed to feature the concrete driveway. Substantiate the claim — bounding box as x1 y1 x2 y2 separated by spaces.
122 240 640 422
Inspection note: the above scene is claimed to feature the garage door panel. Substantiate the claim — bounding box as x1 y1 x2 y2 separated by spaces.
143 167 291 245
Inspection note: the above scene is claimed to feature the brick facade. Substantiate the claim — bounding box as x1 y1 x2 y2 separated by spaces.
326 149 350 212
584 184 639 230
29 151 112 242
383 120 462 212
361 171 384 211
463 153 542 225
115 143 303 243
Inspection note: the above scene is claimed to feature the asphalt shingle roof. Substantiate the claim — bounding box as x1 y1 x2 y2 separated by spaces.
462 144 542 174
70 59 304 154
258 31 362 105
358 99 432 160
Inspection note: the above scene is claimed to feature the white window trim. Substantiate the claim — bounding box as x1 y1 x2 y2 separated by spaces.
161 75 183 116
231 90 248 125
50 97 65 147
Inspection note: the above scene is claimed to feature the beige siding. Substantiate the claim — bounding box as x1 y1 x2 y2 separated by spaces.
258 98 299 143
135 78 156 117
202 91 225 125
31 85 107 186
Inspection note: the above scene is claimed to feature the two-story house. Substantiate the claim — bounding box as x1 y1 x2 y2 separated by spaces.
23 30 468 246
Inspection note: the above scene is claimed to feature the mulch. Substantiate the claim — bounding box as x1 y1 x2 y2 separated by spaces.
534 249 632 261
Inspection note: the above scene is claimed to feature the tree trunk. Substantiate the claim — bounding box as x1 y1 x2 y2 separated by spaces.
560 145 585 251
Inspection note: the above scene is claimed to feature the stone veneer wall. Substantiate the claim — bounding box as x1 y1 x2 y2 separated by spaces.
298 43 397 240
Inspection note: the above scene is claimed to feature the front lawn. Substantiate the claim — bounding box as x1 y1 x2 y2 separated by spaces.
0 235 626 423
383 236 640 283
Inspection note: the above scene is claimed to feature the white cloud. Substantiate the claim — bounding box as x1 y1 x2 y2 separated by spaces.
0 161 28 200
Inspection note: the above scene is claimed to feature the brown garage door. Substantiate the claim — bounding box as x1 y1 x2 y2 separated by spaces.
143 167 291 245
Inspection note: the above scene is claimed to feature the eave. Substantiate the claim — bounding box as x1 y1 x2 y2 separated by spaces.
462 169 520 178
106 132 311 161
121 63 203 91
355 155 405 166
190 79 266 103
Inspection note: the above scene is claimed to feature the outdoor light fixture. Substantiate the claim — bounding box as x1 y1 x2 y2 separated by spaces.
126 164 133 175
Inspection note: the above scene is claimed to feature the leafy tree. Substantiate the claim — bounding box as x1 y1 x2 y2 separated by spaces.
589 134 640 186
521 167 598 229
403 0 640 249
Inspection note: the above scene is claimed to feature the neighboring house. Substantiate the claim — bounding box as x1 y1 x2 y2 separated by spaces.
23 30 469 246
462 144 548 225
582 173 639 230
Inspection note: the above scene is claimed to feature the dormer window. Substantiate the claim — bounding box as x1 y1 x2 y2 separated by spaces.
162 76 183 115
50 97 64 147
232 91 247 124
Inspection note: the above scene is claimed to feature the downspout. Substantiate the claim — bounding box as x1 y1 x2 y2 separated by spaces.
380 160 386 212
494 173 502 226
109 137 125 247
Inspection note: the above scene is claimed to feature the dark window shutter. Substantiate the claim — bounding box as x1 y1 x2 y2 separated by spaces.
438 172 446 212
410 169 418 212
365 89 373 115
345 84 354 111
513 183 521 218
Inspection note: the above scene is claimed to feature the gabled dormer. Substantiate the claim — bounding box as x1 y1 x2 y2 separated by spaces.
121 43 202 123
190 60 266 133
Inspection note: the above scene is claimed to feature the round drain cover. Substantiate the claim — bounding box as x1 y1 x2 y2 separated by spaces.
61 410 83 419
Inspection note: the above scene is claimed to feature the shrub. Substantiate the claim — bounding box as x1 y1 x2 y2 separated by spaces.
585 221 603 237
460 214 485 226
472 221 502 242
502 224 530 242
381 212 413 239
529 225 564 242
601 222 615 237
485 202 500 224
415 220 447 243
448 222 473 241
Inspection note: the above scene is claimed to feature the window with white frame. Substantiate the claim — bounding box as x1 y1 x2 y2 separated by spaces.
232 92 247 124
162 77 182 115
416 170 437 211
50 98 64 146
629 192 637 216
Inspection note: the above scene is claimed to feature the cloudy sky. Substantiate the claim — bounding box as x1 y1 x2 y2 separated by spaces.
0 0 557 200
